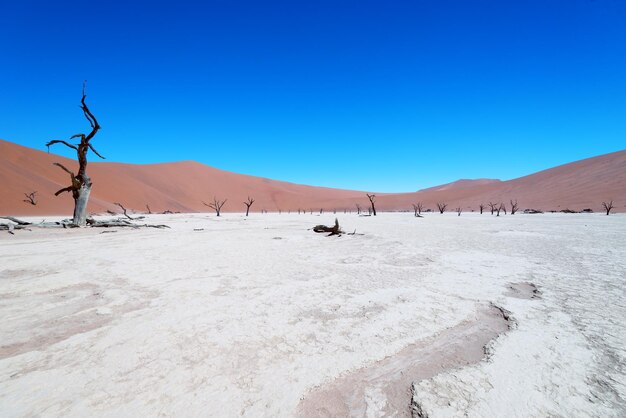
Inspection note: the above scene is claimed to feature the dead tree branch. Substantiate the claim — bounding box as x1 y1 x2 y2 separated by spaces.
114 202 143 220
23 191 38 205
313 218 343 236
436 202 447 214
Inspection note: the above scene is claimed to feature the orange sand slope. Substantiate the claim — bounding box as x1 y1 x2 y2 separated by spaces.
1 139 624 215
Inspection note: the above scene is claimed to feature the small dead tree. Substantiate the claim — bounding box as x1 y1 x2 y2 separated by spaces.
203 197 227 216
355 203 362 215
46 82 104 226
146 204 152 214
488 202 497 215
500 202 507 215
366 194 377 216
436 202 447 214
602 200 614 215
495 203 503 216
510 199 519 215
456 207 462 216
412 202 424 217
23 191 38 205
244 196 255 216
479 203 484 214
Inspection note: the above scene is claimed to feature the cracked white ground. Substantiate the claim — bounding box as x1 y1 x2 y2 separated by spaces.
1 212 624 417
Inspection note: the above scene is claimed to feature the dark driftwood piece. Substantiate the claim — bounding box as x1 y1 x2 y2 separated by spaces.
366 194 377 216
244 196 255 216
23 191 37 205
46 82 104 226
313 218 343 236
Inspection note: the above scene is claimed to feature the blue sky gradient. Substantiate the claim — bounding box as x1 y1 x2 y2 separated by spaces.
1 0 625 192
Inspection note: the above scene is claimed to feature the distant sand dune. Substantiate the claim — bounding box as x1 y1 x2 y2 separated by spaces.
1 139 624 215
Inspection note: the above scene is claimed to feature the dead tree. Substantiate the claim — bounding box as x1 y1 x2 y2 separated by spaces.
366 194 377 216
244 196 255 216
456 207 462 216
313 218 343 236
510 199 519 215
488 202 497 215
355 203 362 215
46 82 104 226
203 197 227 216
479 204 484 214
602 200 614 215
23 191 38 205
146 204 152 214
495 204 503 216
436 202 447 214
412 202 424 217
500 202 507 215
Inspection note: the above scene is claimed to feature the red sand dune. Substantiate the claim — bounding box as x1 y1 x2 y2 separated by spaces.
1 139 624 216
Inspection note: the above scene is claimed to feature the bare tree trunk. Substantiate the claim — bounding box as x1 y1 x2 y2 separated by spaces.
366 194 377 216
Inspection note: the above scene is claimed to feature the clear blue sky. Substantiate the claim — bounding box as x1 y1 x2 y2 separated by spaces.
1 0 624 192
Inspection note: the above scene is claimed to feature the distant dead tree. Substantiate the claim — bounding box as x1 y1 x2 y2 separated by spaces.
456 207 462 216
412 202 424 217
500 202 507 215
366 194 377 216
320 208 323 214
355 203 362 215
602 200 614 215
203 197 227 216
436 202 447 214
495 203 503 216
146 204 152 214
46 82 104 226
479 203 484 214
244 196 255 216
510 199 519 215
23 191 37 205
488 202 498 215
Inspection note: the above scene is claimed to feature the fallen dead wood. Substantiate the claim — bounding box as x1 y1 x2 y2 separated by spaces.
114 202 145 220
0 216 169 232
313 218 343 236
0 216 31 225
86 218 169 229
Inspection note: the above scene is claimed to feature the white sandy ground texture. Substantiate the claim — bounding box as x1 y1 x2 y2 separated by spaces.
0 213 624 417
